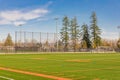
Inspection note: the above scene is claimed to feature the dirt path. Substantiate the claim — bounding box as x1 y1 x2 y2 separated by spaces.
0 67 71 80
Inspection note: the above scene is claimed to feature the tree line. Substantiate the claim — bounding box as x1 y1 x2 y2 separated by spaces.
60 12 101 51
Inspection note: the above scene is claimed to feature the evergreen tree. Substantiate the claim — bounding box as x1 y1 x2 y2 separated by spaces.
90 12 101 48
60 16 69 51
70 17 80 51
4 33 13 46
81 24 91 48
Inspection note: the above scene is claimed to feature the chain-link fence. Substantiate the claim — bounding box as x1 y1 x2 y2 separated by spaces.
15 31 63 52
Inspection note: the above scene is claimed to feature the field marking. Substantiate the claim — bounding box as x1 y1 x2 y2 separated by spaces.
0 76 14 80
0 67 71 80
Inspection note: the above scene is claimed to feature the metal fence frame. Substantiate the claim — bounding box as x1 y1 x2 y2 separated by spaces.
15 31 61 52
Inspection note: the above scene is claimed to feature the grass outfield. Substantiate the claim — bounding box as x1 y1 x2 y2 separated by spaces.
0 53 120 80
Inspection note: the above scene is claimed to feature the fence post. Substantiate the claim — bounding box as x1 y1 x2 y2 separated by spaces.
24 31 26 47
15 31 17 53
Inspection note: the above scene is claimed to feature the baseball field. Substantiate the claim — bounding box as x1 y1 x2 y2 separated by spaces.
0 53 120 80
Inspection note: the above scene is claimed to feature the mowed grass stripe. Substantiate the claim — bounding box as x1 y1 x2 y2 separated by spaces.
0 67 71 80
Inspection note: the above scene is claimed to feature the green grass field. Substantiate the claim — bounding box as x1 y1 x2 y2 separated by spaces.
0 53 120 80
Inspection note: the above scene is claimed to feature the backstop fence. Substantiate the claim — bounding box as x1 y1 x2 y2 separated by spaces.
15 31 64 52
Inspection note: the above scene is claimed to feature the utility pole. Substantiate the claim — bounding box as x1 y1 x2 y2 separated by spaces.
55 18 59 51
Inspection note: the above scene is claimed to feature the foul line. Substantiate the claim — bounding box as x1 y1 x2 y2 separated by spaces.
0 76 14 80
0 67 71 80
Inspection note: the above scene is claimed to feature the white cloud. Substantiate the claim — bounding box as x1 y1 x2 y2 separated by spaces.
0 8 49 26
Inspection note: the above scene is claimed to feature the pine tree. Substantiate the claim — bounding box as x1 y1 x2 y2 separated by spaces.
81 24 91 48
4 33 13 46
70 17 80 51
60 16 69 51
90 12 101 48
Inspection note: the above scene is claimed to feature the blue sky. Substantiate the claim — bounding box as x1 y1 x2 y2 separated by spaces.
0 0 120 41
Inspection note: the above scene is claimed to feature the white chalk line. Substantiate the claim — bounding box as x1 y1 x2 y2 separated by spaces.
0 76 14 80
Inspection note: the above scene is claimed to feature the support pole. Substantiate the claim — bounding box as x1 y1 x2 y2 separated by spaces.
55 18 59 51
15 31 17 53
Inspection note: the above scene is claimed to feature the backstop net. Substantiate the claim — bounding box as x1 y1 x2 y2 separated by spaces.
15 31 61 52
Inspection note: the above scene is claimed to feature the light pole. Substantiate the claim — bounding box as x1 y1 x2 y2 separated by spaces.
55 18 59 51
18 24 23 46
